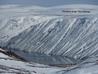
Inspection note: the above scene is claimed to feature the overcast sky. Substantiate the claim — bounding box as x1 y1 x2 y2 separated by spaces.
0 0 98 6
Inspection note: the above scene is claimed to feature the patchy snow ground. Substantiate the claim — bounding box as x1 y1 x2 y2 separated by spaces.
0 50 98 74
0 49 66 74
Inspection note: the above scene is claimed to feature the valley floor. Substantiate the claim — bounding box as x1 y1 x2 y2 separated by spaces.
0 48 98 74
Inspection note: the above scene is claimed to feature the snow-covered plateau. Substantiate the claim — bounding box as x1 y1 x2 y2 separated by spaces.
0 4 98 74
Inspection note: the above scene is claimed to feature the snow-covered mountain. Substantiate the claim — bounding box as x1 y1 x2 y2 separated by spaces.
0 4 98 17
0 4 98 74
4 15 98 65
